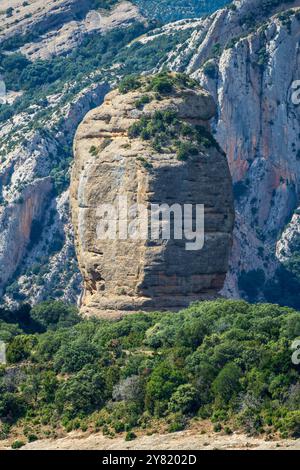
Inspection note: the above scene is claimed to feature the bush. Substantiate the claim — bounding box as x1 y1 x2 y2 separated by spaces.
167 413 186 433
6 335 37 363
0 423 11 440
212 363 242 405
145 362 185 415
125 431 137 441
11 440 25 449
135 95 151 109
168 384 199 414
1 298 300 439
213 423 222 432
238 269 266 300
233 181 248 201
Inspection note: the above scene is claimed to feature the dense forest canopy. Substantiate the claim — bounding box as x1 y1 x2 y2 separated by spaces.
0 299 300 446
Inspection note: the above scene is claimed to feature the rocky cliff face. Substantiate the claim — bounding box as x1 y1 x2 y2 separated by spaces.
71 74 234 317
160 0 300 298
0 1 216 308
1 0 300 308
0 80 110 305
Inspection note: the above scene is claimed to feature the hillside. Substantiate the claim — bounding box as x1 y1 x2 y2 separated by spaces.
0 299 300 448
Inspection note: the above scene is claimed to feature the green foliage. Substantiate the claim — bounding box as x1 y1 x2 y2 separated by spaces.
0 299 299 439
133 1 231 23
145 361 186 415
125 431 137 441
233 181 248 201
0 53 30 90
203 61 218 79
119 75 141 94
264 250 300 310
148 74 174 94
168 384 199 414
91 0 118 9
135 95 152 109
53 339 99 373
0 23 152 123
30 301 80 330
55 366 106 419
6 334 37 363
11 440 25 449
127 81 222 161
280 411 300 437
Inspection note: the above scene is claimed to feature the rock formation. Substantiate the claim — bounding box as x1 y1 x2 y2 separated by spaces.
71 73 234 317
2 0 299 308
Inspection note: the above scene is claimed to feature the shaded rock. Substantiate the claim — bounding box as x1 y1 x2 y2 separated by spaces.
71 74 234 317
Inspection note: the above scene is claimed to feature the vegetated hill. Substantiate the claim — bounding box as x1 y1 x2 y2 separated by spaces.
0 0 300 310
0 299 299 447
133 1 231 22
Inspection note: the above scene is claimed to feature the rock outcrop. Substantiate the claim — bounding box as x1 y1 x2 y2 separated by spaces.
0 1 144 60
71 74 234 317
2 0 299 308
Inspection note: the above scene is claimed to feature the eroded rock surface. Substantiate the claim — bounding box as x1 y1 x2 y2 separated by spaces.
71 74 234 316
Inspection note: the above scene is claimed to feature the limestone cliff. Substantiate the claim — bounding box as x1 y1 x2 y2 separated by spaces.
71 74 234 317
2 0 299 308
160 0 300 298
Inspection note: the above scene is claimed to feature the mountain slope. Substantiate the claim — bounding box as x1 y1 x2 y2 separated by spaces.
1 0 300 307
158 0 300 303
0 1 229 306
133 1 231 23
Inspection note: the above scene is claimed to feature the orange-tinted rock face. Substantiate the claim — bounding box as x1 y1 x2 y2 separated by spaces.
71 75 234 317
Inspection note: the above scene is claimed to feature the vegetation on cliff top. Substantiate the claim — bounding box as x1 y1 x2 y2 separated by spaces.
0 299 300 445
119 72 224 160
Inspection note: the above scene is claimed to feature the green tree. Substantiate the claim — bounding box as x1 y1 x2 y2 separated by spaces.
145 361 185 414
30 301 80 330
55 366 106 418
212 362 242 405
168 384 199 414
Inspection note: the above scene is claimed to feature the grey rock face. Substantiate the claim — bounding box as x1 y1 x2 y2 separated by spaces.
162 0 300 296
0 82 110 306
